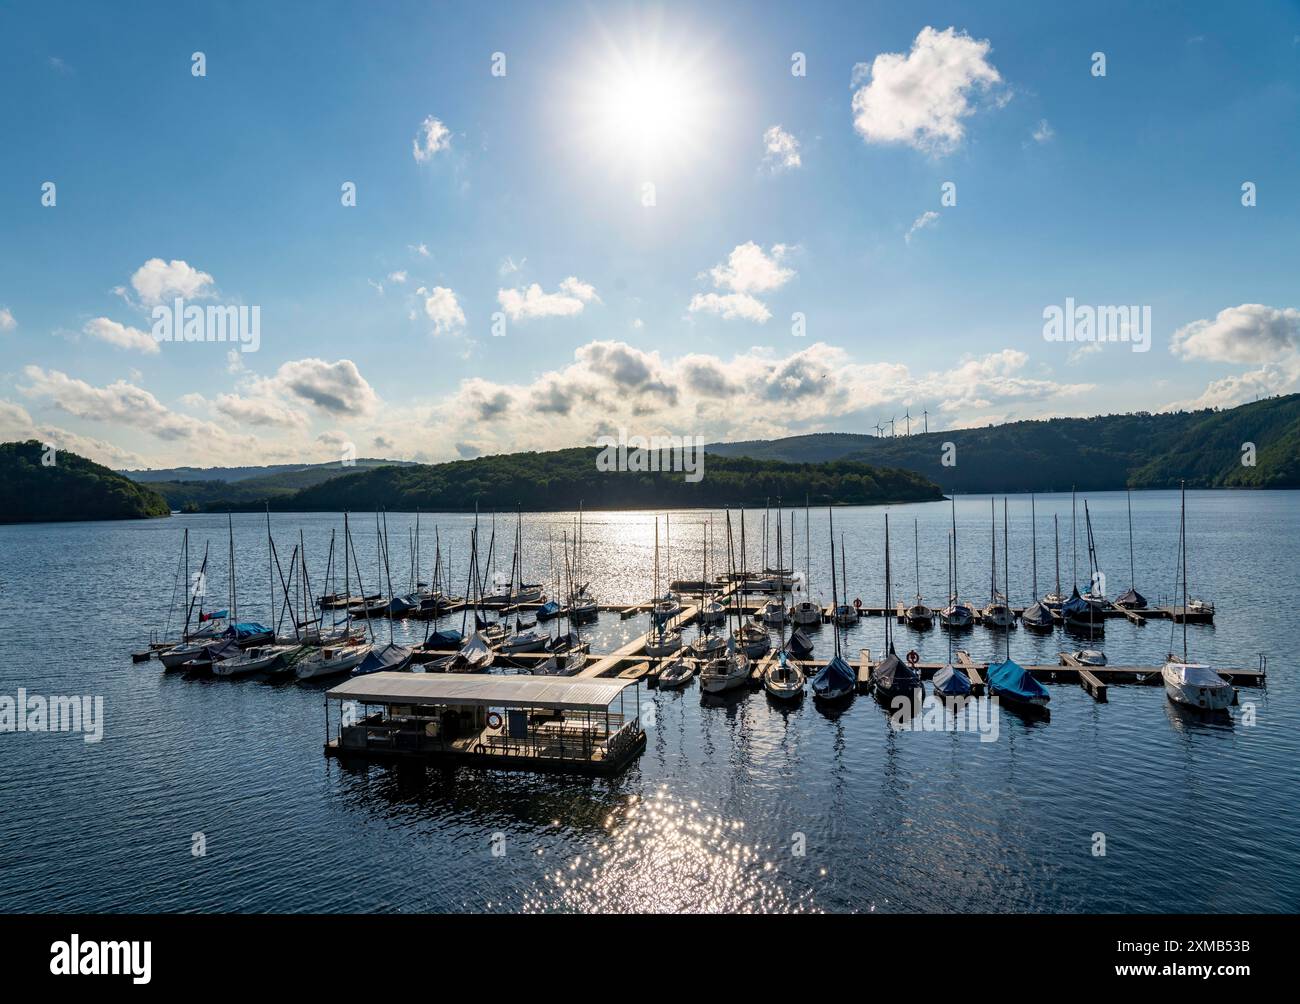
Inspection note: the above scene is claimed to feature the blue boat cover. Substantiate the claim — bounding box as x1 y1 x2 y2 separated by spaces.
427 628 463 648
812 654 855 696
873 647 920 693
354 643 413 676
1060 587 1092 620
986 658 1050 702
537 600 562 620
932 663 972 695
223 622 271 641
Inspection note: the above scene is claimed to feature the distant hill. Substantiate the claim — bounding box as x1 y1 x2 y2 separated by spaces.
1 441 171 523
125 458 416 510
706 395 1300 493
123 458 412 483
198 447 942 513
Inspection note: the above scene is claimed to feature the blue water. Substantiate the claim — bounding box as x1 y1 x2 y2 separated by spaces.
0 491 1295 912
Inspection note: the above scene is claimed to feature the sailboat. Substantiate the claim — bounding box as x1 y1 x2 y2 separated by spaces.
1041 514 1067 610
939 494 974 629
872 514 922 706
297 513 373 679
1114 489 1148 609
931 544 973 699
689 518 727 659
985 597 1050 712
1081 500 1109 611
1162 483 1233 711
1066 501 1107 665
696 517 726 627
761 501 790 624
700 511 751 694
904 518 934 627
980 498 1014 629
732 509 771 658
567 503 598 622
764 503 806 701
790 497 821 626
811 508 856 703
644 516 683 657
1021 494 1056 632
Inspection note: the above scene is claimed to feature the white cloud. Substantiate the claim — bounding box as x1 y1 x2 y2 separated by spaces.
851 26 1003 154
497 277 600 322
1032 118 1054 143
762 125 801 171
0 398 145 467
18 366 254 450
689 242 794 322
412 116 452 162
213 393 309 430
688 292 772 323
256 358 380 417
83 317 159 354
1170 304 1300 363
905 210 940 244
1163 304 1300 410
129 258 215 305
409 243 430 257
0 307 15 332
706 242 795 295
387 270 408 284
422 286 467 335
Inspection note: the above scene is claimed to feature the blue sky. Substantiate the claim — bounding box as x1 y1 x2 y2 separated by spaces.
1 0 1298 468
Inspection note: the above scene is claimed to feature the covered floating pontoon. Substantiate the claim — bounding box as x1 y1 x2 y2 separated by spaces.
323 672 646 775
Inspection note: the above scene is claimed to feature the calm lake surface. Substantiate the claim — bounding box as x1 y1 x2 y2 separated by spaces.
1 490 1296 913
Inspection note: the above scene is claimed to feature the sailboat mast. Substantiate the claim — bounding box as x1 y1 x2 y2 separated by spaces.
1031 494 1039 598
1003 497 1010 609
228 512 237 623
381 510 395 645
951 493 960 600
1054 514 1061 596
1127 488 1136 589
1181 482 1188 662
343 512 351 636
828 507 840 657
989 497 996 602
1071 486 1078 588
914 518 921 603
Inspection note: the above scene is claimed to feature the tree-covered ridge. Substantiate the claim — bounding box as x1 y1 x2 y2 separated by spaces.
707 394 1300 492
195 448 943 512
0 441 171 523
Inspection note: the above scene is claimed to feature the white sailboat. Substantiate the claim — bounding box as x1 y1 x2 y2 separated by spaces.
981 498 1014 629
763 504 806 701
790 497 821 625
1162 483 1233 711
296 513 372 680
904 517 934 627
939 494 974 629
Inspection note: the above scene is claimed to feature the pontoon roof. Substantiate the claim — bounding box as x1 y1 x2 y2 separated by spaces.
326 672 638 711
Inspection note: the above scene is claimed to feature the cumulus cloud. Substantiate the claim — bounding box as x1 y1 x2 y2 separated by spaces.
688 292 771 323
851 26 1003 154
1170 304 1300 364
83 317 159 354
17 366 258 454
412 116 452 162
256 358 380 417
762 125 801 171
905 210 940 244
1163 304 1300 410
129 258 215 305
410 339 1089 462
213 393 309 430
689 242 794 323
422 286 466 334
0 398 145 467
497 277 600 322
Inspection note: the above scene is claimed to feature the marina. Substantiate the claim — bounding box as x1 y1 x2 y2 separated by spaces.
3 490 1293 913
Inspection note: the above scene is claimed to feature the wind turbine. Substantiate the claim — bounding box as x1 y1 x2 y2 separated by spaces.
923 409 929 434
889 416 897 437
904 409 912 436
874 421 882 437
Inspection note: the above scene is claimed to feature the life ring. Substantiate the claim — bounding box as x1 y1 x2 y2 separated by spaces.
853 597 862 609
906 650 920 667
486 711 503 730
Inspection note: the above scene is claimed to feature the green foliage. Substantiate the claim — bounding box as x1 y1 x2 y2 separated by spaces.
195 447 942 512
0 441 171 523
708 394 1300 492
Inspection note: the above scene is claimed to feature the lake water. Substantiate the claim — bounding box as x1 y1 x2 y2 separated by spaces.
1 490 1296 913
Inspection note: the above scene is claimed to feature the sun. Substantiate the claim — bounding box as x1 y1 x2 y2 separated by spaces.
568 24 723 177
593 58 698 160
